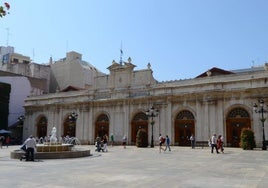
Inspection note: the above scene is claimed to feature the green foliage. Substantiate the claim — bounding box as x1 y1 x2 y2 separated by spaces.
136 128 148 147
0 2 10 18
240 128 256 150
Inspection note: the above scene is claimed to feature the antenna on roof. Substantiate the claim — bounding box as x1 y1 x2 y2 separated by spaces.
120 41 123 65
32 48 35 62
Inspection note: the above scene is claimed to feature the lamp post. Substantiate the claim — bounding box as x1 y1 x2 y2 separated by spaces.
68 112 78 137
17 115 25 143
69 112 78 122
146 106 159 148
253 99 267 150
17 115 25 123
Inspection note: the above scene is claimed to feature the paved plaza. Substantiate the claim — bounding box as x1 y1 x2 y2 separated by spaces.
0 145 268 188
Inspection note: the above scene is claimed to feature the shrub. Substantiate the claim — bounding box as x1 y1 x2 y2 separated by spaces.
136 128 148 147
240 128 256 150
0 2 10 17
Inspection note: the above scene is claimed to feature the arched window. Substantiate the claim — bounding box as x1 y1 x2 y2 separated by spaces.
176 110 195 120
133 112 148 121
228 108 250 118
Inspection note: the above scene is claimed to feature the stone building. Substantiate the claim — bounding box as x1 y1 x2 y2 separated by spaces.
49 51 105 92
23 54 268 148
0 46 51 94
0 46 51 144
0 46 104 135
0 46 50 130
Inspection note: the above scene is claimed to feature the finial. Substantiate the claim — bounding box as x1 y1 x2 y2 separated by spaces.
49 56 53 65
128 57 132 63
120 49 123 65
147 63 151 69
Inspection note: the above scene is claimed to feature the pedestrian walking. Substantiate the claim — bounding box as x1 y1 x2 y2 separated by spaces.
5 136 10 148
0 136 4 149
122 135 127 149
110 133 114 147
159 134 165 153
211 134 219 154
220 135 224 152
190 134 195 149
217 135 224 153
164 135 171 151
102 134 108 152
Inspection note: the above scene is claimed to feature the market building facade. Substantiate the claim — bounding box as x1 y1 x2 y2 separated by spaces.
23 57 268 148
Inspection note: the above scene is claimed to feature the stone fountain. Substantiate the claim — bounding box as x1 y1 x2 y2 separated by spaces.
11 127 91 159
36 126 73 152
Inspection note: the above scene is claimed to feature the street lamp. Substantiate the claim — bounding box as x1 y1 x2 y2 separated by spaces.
17 115 25 143
68 112 78 137
17 115 25 123
68 112 78 122
253 99 267 150
146 106 159 148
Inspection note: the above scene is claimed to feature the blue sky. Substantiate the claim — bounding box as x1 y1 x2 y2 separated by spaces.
1 0 268 81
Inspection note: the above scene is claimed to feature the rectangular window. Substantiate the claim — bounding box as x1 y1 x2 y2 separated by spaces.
23 60 30 64
13 58 18 63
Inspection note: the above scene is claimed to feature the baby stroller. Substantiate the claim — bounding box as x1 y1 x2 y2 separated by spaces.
95 140 104 152
19 144 27 161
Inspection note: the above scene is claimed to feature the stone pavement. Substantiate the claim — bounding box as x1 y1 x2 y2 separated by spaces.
0 145 268 188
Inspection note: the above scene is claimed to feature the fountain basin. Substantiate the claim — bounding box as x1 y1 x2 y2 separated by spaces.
10 145 91 159
10 127 91 159
36 143 73 152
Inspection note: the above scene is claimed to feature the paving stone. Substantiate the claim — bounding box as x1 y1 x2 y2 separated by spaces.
0 145 267 188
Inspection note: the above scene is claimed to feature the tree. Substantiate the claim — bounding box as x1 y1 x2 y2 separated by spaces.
0 2 10 18
136 128 148 147
240 128 256 150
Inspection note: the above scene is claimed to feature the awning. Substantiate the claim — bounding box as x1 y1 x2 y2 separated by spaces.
0 129 12 134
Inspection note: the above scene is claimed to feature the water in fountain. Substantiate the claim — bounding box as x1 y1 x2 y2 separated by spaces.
63 136 81 145
36 127 73 152
68 137 81 145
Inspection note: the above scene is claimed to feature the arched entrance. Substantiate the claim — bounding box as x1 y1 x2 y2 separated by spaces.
64 116 76 137
174 110 195 146
36 116 47 138
226 107 251 147
95 114 109 140
131 112 148 145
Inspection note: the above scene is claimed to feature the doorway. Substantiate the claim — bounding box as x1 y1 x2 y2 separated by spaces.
226 107 251 147
36 116 47 138
174 110 195 146
131 112 148 145
95 114 109 140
